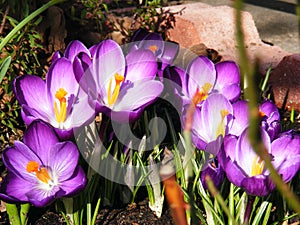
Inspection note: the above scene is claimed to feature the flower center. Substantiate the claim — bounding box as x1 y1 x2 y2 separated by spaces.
251 155 264 176
259 110 266 118
53 88 68 123
149 45 158 53
107 73 124 106
26 161 51 184
216 109 229 138
192 83 212 105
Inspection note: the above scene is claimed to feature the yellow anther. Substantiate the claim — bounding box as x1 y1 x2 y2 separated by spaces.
54 88 68 123
251 155 264 176
220 109 229 119
149 45 158 53
202 83 212 95
107 73 124 106
26 161 51 184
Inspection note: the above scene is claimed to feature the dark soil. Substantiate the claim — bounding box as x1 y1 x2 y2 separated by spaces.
0 198 174 225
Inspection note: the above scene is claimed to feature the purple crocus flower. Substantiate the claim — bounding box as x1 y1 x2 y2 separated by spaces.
175 56 240 111
14 52 95 139
200 158 225 190
81 39 164 122
0 121 86 207
213 61 241 102
189 93 233 155
259 99 281 140
229 99 281 140
130 28 179 77
52 40 91 63
218 128 300 196
182 56 216 107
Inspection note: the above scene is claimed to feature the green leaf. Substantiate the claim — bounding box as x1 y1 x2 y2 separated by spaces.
0 56 11 84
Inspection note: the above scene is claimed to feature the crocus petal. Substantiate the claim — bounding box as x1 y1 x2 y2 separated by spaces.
113 80 163 112
271 133 300 182
131 28 150 42
205 135 223 155
57 166 87 197
224 160 247 187
125 49 157 82
69 88 95 127
186 56 216 98
229 100 249 136
23 121 59 162
14 75 50 114
161 41 179 65
73 55 95 94
236 128 271 176
54 128 74 140
218 84 241 102
241 176 275 196
2 142 42 182
26 186 60 207
2 173 33 202
92 40 125 97
215 61 240 90
200 158 224 189
259 99 280 121
48 142 79 181
47 58 78 101
138 32 164 57
21 105 51 125
110 108 143 122
52 51 62 63
163 65 184 89
218 135 238 168
64 40 91 62
200 93 233 142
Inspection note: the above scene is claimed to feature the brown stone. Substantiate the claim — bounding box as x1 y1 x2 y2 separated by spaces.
165 3 290 75
269 54 300 111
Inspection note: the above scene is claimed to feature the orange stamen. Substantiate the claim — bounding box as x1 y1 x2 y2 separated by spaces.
149 45 158 53
26 161 39 173
192 83 212 105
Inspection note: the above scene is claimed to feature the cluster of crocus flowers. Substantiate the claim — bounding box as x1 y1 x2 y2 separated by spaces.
2 35 167 207
2 28 300 209
0 121 86 207
167 48 299 194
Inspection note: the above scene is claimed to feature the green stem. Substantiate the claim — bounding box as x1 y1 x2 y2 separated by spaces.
0 0 66 51
6 203 21 225
205 176 237 225
20 203 30 225
234 0 250 90
243 195 254 225
62 198 74 225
